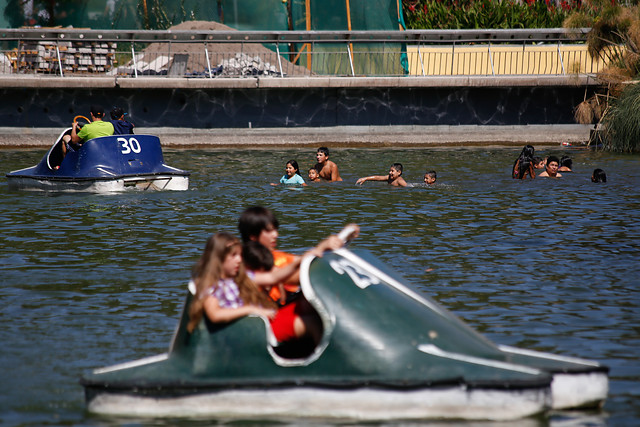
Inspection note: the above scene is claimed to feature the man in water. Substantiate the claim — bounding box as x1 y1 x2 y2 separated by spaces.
538 155 562 178
313 147 342 182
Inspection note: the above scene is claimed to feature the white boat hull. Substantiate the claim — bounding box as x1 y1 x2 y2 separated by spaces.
6 175 189 192
87 384 550 421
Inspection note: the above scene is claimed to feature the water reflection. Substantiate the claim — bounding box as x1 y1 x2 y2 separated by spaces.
0 146 639 426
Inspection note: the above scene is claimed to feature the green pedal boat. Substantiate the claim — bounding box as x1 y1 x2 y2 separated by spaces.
81 247 608 421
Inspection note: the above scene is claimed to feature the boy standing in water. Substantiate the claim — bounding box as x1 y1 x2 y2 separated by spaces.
314 147 342 182
356 163 407 187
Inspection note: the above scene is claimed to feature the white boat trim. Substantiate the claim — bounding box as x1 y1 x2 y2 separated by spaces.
93 353 170 374
498 344 603 367
417 344 543 375
87 384 550 420
551 372 609 409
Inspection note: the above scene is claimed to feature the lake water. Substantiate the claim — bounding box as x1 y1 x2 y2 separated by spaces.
1 145 639 426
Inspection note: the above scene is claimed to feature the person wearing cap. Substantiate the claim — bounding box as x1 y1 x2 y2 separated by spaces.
109 106 135 135
61 105 114 157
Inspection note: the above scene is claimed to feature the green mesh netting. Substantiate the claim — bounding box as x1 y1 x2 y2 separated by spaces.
4 0 408 75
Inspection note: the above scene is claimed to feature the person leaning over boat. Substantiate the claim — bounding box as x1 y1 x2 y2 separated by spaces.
238 206 359 305
61 105 114 157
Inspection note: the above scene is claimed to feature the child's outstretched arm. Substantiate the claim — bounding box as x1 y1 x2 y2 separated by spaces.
203 295 275 323
356 175 386 185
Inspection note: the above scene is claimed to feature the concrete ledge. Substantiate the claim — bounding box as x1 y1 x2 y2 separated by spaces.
0 74 601 89
0 125 592 148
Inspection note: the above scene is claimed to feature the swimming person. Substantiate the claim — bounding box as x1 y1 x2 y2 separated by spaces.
559 155 573 172
272 159 306 186
512 145 536 179
307 167 321 182
356 163 407 187
424 170 437 186
538 156 562 178
314 147 342 182
592 168 607 183
186 232 324 345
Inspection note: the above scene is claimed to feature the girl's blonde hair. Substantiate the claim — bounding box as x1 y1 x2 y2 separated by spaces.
187 232 276 332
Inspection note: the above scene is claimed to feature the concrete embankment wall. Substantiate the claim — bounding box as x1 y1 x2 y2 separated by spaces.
0 75 598 146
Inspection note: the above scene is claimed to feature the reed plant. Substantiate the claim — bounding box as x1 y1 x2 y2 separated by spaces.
601 82 640 152
565 1 640 151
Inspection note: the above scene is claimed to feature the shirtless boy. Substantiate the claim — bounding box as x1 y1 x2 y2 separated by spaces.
356 163 407 187
314 147 342 182
538 155 562 178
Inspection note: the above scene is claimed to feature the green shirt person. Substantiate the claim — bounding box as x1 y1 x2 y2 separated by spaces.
62 105 114 158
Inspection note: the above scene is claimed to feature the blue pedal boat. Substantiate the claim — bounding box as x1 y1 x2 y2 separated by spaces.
81 247 608 421
6 129 189 192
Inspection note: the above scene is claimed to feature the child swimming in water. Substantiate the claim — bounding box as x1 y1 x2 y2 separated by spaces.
307 167 321 182
356 163 407 187
272 159 306 186
424 170 437 185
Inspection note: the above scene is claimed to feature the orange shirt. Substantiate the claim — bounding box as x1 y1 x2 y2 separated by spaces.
268 250 300 302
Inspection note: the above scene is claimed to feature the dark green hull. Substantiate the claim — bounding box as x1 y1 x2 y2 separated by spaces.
82 249 607 420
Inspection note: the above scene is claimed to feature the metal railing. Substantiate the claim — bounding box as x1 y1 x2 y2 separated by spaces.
0 27 603 78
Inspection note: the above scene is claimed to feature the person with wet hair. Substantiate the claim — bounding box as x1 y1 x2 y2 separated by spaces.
512 145 536 179
313 147 342 182
591 168 607 183
272 159 306 186
559 155 573 172
424 170 437 186
356 163 407 187
538 155 562 178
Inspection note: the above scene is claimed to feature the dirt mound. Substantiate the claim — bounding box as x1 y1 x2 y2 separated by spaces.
135 21 312 76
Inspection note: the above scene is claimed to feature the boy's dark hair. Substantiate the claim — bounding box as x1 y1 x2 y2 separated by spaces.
391 163 403 174
547 155 560 165
560 155 573 168
426 170 437 178
110 107 125 120
238 206 280 243
317 147 329 156
242 241 274 271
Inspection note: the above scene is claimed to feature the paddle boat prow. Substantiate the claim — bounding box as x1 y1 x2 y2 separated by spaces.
6 129 189 192
81 247 608 420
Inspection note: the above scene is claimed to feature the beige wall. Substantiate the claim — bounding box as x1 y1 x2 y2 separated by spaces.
407 44 610 76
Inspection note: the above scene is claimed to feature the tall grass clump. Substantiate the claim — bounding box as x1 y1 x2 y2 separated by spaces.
602 82 640 152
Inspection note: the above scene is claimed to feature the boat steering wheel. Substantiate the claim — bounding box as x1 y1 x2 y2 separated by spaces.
73 115 91 129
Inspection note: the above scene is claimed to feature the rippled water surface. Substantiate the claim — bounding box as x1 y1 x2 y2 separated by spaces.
1 145 639 426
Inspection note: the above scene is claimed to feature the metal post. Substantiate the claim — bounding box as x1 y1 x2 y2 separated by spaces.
418 45 425 76
489 43 495 76
205 43 213 78
347 44 355 76
276 44 284 78
131 43 138 78
558 42 566 75
451 42 455 75
56 42 64 77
